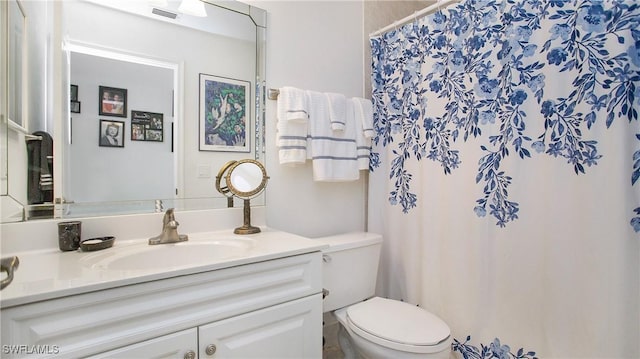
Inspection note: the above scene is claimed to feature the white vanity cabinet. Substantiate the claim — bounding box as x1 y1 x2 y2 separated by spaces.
1 252 323 359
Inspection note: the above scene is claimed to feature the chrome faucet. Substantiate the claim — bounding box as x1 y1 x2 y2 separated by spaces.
149 208 188 245
1 256 19 290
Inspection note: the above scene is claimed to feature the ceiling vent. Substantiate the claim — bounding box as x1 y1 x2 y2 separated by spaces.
152 8 178 19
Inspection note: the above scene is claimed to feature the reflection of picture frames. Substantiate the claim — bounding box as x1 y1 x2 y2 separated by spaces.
99 86 127 117
199 73 250 152
131 110 163 142
70 101 81 113
70 84 78 101
70 85 80 113
99 119 125 148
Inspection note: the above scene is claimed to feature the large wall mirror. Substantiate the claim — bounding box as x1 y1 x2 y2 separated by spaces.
0 0 266 222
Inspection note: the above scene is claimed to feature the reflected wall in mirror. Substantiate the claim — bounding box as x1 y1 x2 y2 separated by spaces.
65 49 176 207
7 0 25 130
0 1 9 198
0 0 267 222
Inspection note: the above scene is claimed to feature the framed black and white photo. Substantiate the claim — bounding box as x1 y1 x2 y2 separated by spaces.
131 110 163 142
70 101 81 113
70 84 78 101
99 120 125 148
199 73 250 152
70 85 80 113
99 86 127 117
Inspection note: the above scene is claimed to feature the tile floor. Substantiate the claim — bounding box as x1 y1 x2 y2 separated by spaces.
322 322 345 359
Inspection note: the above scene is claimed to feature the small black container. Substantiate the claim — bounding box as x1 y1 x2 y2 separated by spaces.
57 221 82 251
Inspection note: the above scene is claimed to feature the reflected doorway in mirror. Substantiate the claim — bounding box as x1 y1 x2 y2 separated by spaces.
199 73 250 153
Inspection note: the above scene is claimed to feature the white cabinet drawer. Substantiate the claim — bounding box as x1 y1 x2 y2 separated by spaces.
1 252 322 358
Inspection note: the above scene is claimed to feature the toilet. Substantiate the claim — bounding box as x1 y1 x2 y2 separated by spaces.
315 232 451 359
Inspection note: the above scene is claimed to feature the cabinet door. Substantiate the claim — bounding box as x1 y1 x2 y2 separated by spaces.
199 294 322 359
88 328 197 359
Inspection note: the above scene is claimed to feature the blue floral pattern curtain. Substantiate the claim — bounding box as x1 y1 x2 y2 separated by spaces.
368 0 639 357
371 0 639 230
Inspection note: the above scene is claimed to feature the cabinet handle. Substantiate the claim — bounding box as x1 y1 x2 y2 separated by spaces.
206 344 217 356
322 254 332 263
183 350 196 359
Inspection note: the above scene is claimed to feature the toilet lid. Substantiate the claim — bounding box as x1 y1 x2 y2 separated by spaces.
346 297 450 353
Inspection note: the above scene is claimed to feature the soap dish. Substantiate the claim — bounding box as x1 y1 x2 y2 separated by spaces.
80 236 115 252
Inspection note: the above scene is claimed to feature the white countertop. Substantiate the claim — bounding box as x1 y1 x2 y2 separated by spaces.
0 227 326 308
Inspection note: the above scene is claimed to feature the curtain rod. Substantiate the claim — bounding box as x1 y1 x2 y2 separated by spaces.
369 0 461 38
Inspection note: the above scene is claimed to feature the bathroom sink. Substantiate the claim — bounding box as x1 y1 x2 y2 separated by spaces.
82 238 255 271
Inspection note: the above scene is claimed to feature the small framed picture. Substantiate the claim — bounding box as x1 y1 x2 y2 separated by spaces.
99 86 127 117
99 119 125 148
131 110 163 142
199 73 250 152
70 84 78 101
70 101 81 113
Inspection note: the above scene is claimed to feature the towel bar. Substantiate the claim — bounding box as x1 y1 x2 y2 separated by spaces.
25 134 43 141
267 88 279 100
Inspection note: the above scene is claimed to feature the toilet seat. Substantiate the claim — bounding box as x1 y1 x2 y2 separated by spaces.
345 297 451 354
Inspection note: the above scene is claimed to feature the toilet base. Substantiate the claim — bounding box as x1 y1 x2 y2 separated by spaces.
337 322 360 359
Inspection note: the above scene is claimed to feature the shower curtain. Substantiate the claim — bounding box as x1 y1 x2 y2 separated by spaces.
368 0 639 357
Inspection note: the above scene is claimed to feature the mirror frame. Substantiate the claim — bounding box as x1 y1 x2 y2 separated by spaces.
9 0 266 222
215 160 236 207
0 0 268 222
225 159 268 199
0 0 30 222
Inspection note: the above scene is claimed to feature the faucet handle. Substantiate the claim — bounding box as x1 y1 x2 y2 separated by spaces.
163 208 176 227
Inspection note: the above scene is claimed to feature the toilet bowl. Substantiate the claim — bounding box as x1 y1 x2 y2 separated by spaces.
315 232 451 359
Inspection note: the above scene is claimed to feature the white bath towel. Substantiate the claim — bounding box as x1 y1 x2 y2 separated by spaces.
325 92 347 131
308 91 359 181
277 87 309 165
352 97 374 170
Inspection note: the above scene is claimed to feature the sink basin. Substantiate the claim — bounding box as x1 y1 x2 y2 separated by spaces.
82 238 254 271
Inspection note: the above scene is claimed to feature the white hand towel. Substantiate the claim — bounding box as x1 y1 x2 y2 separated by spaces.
352 97 373 170
308 91 359 182
351 97 373 170
278 86 309 122
354 97 374 138
277 87 309 165
325 92 347 131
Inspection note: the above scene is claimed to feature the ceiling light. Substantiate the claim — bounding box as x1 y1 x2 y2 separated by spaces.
178 0 207 17
148 0 168 6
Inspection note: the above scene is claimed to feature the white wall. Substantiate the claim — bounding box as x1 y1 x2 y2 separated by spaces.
246 1 366 238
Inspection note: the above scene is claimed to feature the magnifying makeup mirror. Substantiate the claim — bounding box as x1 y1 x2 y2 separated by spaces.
215 160 237 208
215 159 268 234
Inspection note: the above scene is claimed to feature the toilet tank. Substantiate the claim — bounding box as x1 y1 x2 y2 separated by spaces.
313 232 382 312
